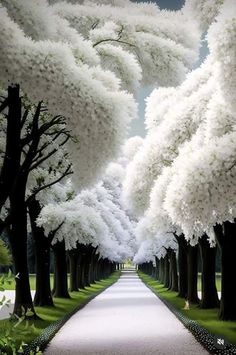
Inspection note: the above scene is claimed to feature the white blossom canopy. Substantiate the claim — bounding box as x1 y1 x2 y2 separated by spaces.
123 58 215 216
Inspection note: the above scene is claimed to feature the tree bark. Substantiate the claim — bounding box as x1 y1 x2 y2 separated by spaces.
176 234 188 298
69 249 79 292
164 254 170 288
186 244 199 304
169 250 178 292
214 222 236 320
0 85 21 222
154 256 159 280
9 179 37 317
159 258 165 283
52 240 70 298
89 250 98 284
199 234 219 309
83 248 92 287
28 197 54 306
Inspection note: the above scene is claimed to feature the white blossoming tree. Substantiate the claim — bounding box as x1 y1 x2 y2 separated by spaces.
164 0 236 320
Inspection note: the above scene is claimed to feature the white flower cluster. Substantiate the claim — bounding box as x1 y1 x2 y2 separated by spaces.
123 59 215 216
0 5 137 189
125 1 236 256
122 136 144 161
207 0 236 113
52 0 203 87
37 157 136 262
163 1 236 242
165 132 236 243
37 198 107 249
183 0 224 31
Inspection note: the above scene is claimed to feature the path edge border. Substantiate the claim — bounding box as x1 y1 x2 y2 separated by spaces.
138 272 236 355
23 271 121 355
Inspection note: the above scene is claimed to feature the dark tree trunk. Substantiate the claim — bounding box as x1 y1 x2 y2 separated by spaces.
214 222 236 320
94 254 100 280
96 258 102 281
169 250 178 292
164 254 170 288
9 181 36 317
28 197 54 306
199 234 219 309
77 252 85 289
187 244 199 304
159 258 165 284
151 262 155 278
89 250 98 284
84 251 92 287
52 241 70 298
69 249 79 292
176 234 188 298
154 256 159 280
0 85 21 223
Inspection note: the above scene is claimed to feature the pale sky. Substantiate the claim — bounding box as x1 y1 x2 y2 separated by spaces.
129 0 209 137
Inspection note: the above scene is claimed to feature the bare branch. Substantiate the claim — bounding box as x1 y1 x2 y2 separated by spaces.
0 98 9 113
93 38 136 48
91 19 100 30
26 165 73 204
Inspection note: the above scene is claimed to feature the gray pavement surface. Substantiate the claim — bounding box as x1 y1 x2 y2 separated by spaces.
45 270 209 355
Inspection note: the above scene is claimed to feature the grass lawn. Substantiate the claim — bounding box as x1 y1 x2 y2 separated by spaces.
2 274 56 291
139 272 236 345
0 271 120 351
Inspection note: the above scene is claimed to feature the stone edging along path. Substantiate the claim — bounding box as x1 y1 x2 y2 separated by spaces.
139 274 236 355
23 272 120 355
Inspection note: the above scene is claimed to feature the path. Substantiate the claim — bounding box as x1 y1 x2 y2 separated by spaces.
45 270 209 355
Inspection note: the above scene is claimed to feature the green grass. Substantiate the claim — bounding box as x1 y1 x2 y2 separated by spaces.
0 272 120 350
139 272 236 345
2 274 58 291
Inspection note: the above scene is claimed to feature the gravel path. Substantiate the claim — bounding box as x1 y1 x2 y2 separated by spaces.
45 270 209 355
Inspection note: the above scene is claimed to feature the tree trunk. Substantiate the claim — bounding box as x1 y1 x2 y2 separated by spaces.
199 234 219 309
214 222 236 320
0 85 21 223
159 258 165 283
28 197 53 306
69 249 79 292
90 251 98 284
176 234 188 298
169 250 178 292
9 181 37 317
96 259 102 281
154 256 159 280
187 244 199 304
84 251 92 287
164 254 170 288
52 241 70 298
77 252 85 289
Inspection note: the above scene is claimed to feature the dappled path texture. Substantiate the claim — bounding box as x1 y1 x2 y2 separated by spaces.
45 271 209 355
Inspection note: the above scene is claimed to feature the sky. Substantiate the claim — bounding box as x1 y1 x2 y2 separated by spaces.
129 0 209 137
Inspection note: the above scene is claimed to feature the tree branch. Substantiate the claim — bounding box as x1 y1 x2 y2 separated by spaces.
93 38 136 48
26 165 73 204
0 98 9 113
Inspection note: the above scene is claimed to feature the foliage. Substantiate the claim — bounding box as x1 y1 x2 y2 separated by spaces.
0 272 42 354
0 240 12 266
